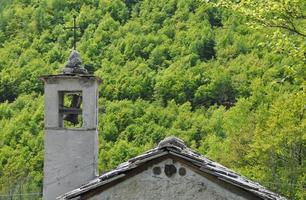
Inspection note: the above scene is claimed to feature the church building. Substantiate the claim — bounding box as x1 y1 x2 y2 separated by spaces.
41 50 286 200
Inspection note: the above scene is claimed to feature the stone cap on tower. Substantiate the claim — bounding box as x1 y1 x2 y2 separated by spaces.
62 50 88 75
40 49 101 81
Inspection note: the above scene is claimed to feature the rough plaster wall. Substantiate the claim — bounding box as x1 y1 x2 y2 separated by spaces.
43 129 98 200
89 159 256 200
43 76 99 200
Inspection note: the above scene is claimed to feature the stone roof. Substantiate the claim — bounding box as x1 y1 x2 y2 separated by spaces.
58 136 287 200
62 50 88 74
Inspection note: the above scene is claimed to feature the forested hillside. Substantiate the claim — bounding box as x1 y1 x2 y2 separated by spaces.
0 0 305 199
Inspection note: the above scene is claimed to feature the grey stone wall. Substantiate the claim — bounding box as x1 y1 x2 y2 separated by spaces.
43 129 98 200
89 159 258 200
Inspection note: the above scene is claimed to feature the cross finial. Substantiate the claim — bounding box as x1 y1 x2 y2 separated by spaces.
64 15 81 50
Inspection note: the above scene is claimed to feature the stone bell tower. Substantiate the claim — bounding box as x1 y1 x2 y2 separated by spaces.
41 51 100 200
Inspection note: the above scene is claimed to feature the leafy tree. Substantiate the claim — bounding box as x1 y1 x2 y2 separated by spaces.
0 0 304 199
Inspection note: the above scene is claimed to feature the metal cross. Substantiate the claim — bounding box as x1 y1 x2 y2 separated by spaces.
64 15 80 50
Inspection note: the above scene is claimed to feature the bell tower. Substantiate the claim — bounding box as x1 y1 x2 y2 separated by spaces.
41 51 100 200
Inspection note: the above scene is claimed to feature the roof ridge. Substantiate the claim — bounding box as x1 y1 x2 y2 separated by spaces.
157 136 187 149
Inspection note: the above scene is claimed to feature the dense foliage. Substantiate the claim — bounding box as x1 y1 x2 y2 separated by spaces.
0 0 305 199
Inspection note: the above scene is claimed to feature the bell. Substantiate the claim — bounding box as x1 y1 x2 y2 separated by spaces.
64 94 82 125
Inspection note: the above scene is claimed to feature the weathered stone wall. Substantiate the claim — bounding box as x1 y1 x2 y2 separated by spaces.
89 159 258 200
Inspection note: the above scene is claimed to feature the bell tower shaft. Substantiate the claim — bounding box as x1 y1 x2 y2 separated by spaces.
41 75 100 200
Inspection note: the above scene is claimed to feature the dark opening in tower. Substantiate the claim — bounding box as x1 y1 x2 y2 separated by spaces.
58 91 83 128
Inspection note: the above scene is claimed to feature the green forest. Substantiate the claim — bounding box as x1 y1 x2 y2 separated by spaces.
0 0 305 199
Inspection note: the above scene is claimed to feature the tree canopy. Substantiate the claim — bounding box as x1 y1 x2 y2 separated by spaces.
0 0 305 199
